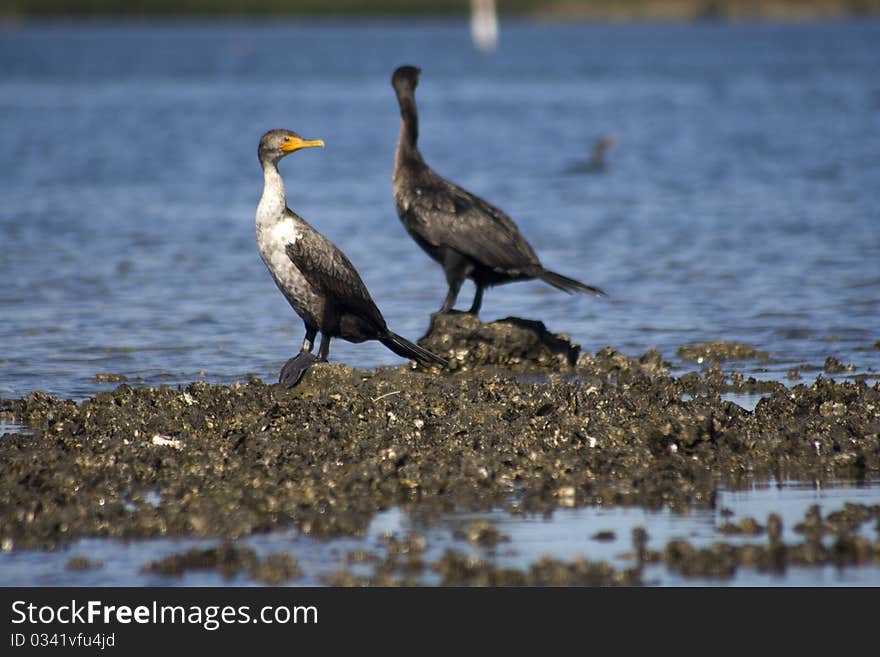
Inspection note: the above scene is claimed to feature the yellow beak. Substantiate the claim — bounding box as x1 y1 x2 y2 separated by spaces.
280 136 325 153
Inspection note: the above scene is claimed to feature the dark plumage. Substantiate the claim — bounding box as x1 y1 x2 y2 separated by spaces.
565 136 618 174
391 65 606 316
255 129 446 387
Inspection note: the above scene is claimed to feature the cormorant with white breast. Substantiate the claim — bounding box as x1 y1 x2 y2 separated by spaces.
391 65 607 316
256 129 447 387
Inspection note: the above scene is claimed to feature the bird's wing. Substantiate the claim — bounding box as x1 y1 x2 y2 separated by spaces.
284 218 386 329
403 174 541 273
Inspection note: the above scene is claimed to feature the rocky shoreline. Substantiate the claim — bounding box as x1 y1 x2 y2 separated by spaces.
2 315 879 584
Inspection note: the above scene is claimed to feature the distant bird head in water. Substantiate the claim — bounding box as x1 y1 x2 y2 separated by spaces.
594 135 618 155
392 65 421 95
590 135 619 168
258 129 324 166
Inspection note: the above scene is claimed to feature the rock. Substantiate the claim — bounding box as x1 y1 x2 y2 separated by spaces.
824 356 854 374
142 544 301 584
677 341 769 363
456 520 509 547
66 556 103 571
417 312 580 370
95 373 128 383
717 517 764 535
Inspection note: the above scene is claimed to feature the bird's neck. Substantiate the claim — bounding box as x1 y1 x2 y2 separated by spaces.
394 94 424 176
257 160 287 230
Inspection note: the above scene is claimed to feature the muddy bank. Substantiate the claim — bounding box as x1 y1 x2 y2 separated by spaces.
2 319 878 558
1 317 879 572
6 0 878 22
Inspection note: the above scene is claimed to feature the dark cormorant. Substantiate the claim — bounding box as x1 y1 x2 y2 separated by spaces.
566 136 618 174
391 66 606 316
256 129 446 387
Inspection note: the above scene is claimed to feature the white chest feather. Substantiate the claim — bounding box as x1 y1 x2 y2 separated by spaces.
258 219 299 271
255 167 323 326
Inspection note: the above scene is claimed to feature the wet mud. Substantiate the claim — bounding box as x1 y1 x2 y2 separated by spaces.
647 503 880 580
142 544 301 585
333 503 880 586
2 316 879 585
143 502 880 586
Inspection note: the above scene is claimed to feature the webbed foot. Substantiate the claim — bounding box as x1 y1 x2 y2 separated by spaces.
279 351 319 388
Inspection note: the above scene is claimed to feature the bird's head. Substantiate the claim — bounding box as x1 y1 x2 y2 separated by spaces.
391 65 421 96
259 129 324 165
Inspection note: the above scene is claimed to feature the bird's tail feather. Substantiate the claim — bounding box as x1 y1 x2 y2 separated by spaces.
538 269 607 297
381 332 448 367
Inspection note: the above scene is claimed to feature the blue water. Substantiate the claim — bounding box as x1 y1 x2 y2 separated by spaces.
1 20 878 399
2 19 880 587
